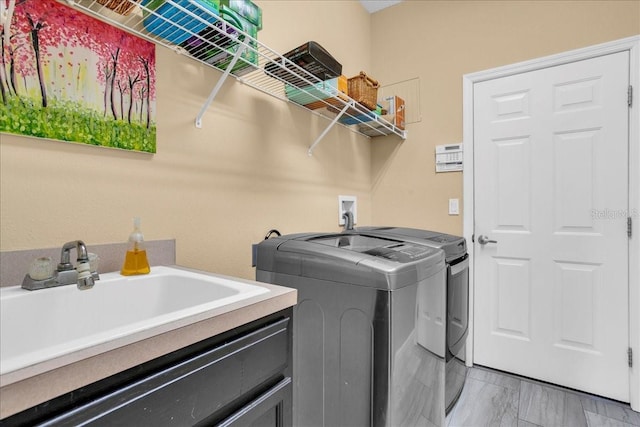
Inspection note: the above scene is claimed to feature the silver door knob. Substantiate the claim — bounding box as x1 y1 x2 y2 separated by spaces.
478 235 497 245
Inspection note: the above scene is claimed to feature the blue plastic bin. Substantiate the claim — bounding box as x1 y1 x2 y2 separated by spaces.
143 0 220 44
339 111 379 125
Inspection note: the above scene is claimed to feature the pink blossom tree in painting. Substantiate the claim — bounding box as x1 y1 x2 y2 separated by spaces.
0 0 156 152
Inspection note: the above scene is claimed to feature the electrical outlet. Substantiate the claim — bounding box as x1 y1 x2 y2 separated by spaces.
448 198 460 215
338 195 357 225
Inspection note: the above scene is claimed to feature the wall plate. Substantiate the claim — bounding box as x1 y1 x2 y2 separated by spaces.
338 195 357 226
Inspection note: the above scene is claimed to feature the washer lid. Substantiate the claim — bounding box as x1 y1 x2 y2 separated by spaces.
309 234 436 264
255 232 445 290
356 227 467 261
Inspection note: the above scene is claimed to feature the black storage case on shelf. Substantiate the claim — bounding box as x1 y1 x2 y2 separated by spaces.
264 41 342 87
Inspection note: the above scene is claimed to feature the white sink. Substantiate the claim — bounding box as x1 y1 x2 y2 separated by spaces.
0 266 269 376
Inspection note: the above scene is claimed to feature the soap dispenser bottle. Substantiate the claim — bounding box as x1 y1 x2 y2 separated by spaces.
121 217 150 276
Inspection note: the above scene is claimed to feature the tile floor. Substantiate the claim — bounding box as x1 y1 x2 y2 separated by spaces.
446 366 640 427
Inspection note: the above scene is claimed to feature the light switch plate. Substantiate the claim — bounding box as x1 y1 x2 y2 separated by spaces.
448 198 459 215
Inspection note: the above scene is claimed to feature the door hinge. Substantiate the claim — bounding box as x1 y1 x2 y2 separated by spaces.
629 85 633 107
629 347 633 368
629 217 633 238
471 234 475 243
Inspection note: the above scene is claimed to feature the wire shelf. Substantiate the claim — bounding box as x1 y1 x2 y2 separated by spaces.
66 0 407 153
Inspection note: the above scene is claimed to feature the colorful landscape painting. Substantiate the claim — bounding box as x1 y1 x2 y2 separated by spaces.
0 0 156 153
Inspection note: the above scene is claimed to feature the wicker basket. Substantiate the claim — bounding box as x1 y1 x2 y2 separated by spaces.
96 0 139 16
348 71 379 111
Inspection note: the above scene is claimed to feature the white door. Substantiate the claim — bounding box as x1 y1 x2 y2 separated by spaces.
473 51 630 401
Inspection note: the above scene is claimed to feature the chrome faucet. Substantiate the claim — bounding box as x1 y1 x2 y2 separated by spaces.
22 240 99 291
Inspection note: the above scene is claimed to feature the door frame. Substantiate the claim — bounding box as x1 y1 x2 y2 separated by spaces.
463 35 640 410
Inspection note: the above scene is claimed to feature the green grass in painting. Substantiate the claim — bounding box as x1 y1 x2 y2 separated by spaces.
0 97 156 153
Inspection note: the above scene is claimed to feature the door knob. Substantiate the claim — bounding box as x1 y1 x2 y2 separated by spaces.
478 235 497 245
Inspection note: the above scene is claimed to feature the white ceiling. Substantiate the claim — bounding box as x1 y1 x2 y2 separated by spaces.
359 0 403 14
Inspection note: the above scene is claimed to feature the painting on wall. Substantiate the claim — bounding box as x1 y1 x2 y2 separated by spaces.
0 0 157 153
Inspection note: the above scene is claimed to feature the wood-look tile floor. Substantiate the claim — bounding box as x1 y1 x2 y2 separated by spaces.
446 366 640 427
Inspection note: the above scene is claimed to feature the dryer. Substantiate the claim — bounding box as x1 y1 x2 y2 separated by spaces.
356 226 469 414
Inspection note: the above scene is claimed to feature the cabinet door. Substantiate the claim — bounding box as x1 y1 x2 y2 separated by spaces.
40 317 291 426
217 378 292 427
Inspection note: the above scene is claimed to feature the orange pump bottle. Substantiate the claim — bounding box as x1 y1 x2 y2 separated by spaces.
120 217 150 276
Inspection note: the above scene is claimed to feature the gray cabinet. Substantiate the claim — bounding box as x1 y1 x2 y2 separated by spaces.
218 377 291 427
3 309 293 427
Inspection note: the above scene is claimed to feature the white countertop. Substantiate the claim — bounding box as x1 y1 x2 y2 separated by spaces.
0 268 296 420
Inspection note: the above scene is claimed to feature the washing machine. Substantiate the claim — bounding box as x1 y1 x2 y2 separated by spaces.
356 226 469 414
255 232 447 427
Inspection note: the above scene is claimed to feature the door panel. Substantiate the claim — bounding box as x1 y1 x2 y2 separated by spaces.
553 261 599 350
473 51 630 401
493 257 531 340
495 137 531 231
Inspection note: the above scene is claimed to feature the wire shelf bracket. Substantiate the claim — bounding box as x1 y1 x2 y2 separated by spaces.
308 103 351 156
195 44 247 128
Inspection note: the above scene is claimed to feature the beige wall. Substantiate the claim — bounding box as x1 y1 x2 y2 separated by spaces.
1 1 638 282
0 1 372 282
370 0 640 235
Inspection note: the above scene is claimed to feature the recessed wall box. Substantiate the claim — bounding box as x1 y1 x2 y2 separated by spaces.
338 195 357 226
